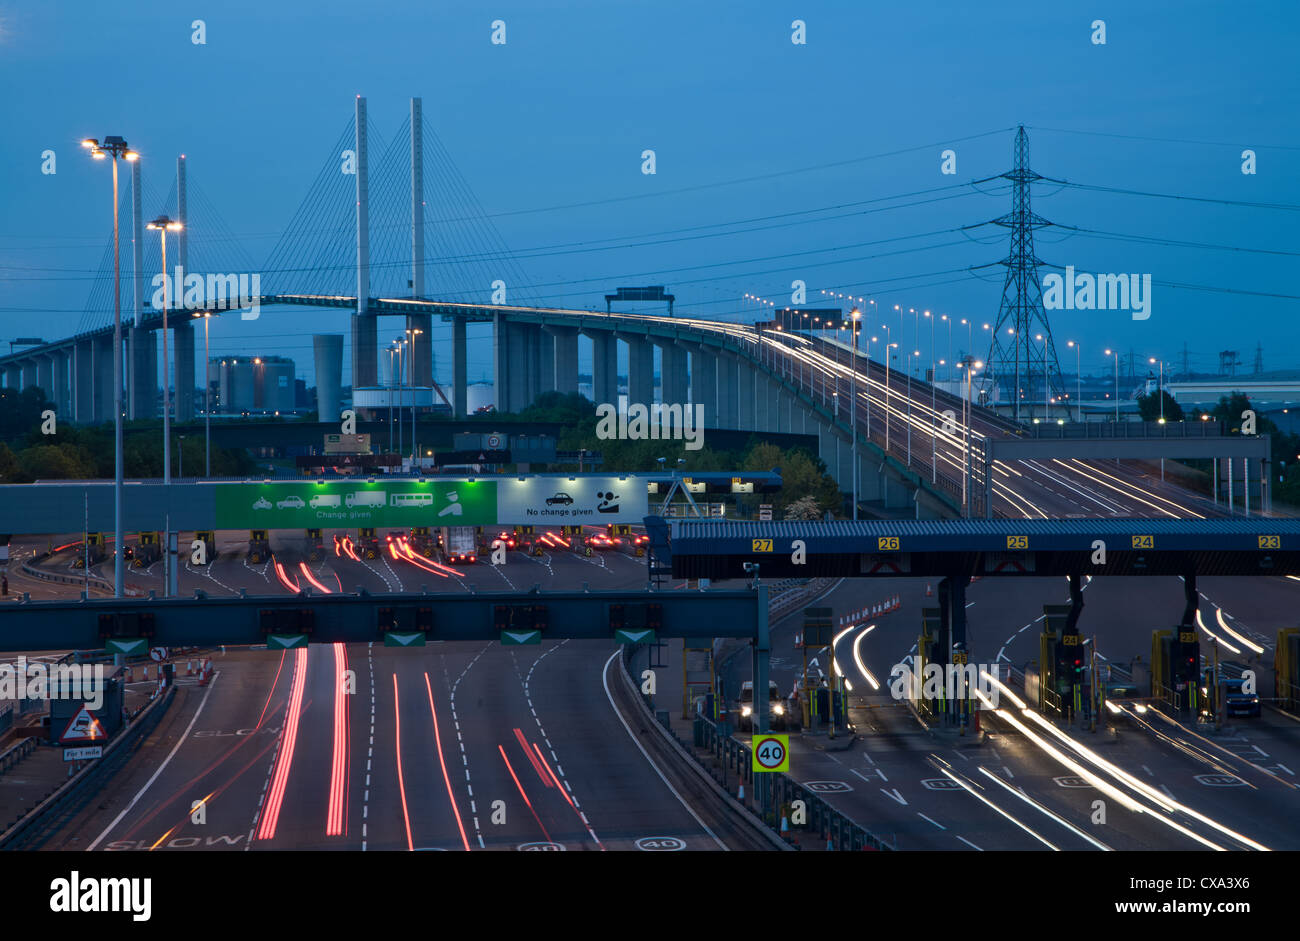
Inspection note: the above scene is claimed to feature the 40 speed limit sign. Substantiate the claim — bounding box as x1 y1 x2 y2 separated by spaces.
751 734 789 773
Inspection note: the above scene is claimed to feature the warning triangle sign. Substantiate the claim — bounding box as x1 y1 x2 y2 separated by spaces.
60 704 106 743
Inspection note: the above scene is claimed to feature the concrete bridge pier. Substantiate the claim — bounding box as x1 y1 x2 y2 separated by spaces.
536 327 556 396
493 316 532 413
736 361 756 430
21 361 38 397
690 346 716 420
521 324 541 406
73 341 93 422
129 325 157 420
93 335 113 423
589 330 618 405
626 336 654 407
659 341 688 405
3 364 18 390
453 317 468 417
715 354 737 429
547 326 579 396
407 312 433 389
174 320 195 421
52 352 70 419
36 356 53 408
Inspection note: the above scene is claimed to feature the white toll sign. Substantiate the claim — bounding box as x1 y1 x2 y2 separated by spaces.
497 476 648 525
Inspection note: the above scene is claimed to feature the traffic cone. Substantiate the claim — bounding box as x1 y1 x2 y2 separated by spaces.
780 814 790 839
125 665 133 683
826 836 834 851
737 783 745 802
142 665 149 681
926 583 932 597
186 660 194 677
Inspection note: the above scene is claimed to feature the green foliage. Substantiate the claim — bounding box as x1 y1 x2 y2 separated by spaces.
16 443 98 480
1136 389 1183 422
0 442 19 482
0 388 50 444
784 495 823 520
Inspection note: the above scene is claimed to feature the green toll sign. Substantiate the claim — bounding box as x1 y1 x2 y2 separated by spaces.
215 480 497 529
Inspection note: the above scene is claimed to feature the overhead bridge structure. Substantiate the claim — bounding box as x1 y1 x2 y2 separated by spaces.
659 518 1300 581
0 97 1269 522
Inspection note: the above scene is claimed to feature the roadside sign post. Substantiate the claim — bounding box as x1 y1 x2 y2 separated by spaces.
752 585 770 734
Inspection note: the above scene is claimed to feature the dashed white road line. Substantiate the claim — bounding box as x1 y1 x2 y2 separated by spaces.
87 670 223 851
447 642 494 848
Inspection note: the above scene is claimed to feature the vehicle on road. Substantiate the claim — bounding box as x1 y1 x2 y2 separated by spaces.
1223 677 1261 717
440 525 477 564
546 492 574 506
277 495 305 509
736 680 792 732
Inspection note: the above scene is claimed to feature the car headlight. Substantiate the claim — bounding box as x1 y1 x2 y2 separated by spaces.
772 703 785 716
741 706 752 717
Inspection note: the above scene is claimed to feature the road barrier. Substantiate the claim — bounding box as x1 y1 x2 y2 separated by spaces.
0 737 37 776
692 710 894 851
18 559 146 597
0 685 176 849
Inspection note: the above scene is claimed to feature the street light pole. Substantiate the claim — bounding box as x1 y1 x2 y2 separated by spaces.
882 326 892 454
148 215 182 483
84 136 138 599
850 308 860 520
407 327 422 469
196 312 214 476
1066 340 1081 423
1105 348 1119 423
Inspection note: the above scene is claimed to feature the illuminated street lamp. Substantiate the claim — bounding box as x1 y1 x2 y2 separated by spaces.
955 356 983 517
1066 340 1082 423
1104 348 1120 422
406 326 423 467
193 311 217 475
147 215 183 486
83 136 138 598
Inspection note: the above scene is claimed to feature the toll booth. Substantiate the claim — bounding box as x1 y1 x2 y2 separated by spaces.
194 530 217 564
1278 628 1300 713
917 607 942 721
74 533 106 568
248 529 270 563
133 531 162 567
609 523 633 555
512 525 540 556
306 529 325 562
800 607 833 728
1152 627 1200 714
683 636 715 720
357 528 380 560
408 527 435 558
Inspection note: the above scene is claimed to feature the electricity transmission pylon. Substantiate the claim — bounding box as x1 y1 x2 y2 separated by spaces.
985 125 1066 422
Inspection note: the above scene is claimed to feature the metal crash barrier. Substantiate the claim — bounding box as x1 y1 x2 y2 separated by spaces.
692 709 894 851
